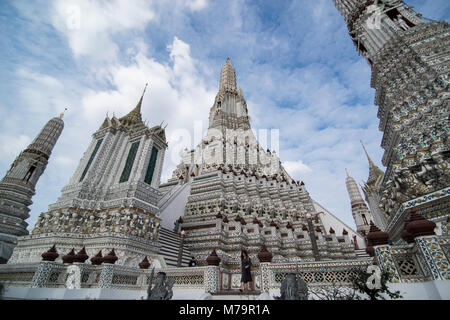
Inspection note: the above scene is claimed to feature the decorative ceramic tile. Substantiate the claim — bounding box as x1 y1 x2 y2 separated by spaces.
374 245 401 283
204 266 219 293
31 261 56 288
415 236 450 280
98 264 115 289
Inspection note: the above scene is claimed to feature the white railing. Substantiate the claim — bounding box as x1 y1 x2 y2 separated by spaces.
0 263 208 291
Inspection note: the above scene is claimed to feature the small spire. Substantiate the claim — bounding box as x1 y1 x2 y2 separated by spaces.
345 168 349 177
135 82 148 112
226 57 230 64
360 140 375 167
59 107 68 119
119 83 148 125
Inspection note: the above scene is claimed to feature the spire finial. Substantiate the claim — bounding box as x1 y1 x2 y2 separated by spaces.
226 57 230 64
142 82 148 98
59 107 68 119
360 140 375 167
345 168 349 177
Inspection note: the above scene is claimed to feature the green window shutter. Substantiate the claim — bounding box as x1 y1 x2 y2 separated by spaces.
79 139 103 182
144 146 159 185
119 141 140 183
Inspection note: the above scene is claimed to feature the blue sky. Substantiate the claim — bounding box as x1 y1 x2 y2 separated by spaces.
0 0 449 231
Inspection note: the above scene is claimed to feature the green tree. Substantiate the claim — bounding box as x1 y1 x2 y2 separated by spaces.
349 266 402 300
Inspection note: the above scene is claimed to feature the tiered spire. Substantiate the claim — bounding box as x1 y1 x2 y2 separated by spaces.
345 168 372 236
208 58 250 130
345 169 365 205
219 58 237 92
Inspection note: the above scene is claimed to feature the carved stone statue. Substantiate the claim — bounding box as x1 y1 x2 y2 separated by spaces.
147 268 174 300
275 273 308 300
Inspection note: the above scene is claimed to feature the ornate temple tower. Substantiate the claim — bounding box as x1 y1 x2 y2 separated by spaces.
158 59 363 292
0 113 64 263
334 1 450 229
8 87 169 267
345 169 372 236
360 141 388 231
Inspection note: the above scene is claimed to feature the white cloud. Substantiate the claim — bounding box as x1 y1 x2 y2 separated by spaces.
283 160 312 177
50 0 155 61
15 68 68 115
53 155 77 168
186 0 209 11
0 134 31 166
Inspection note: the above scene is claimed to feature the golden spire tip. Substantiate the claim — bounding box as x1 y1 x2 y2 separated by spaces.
59 107 68 119
360 140 375 167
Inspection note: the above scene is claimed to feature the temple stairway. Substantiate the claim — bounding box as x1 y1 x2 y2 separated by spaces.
158 227 192 267
355 248 372 259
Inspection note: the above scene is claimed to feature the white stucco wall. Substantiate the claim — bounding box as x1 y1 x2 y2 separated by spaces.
159 183 191 230
313 201 366 249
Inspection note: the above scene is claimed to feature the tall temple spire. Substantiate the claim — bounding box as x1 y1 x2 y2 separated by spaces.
360 141 387 231
345 169 372 236
333 0 425 65
120 83 148 126
0 114 64 262
334 0 450 234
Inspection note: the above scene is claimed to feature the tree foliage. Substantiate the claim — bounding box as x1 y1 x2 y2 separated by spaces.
349 266 403 300
309 282 356 300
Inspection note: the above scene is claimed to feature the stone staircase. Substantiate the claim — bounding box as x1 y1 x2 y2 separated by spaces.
355 248 372 259
158 227 192 267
